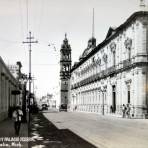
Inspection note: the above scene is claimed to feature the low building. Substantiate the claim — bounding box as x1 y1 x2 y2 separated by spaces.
0 57 21 121
69 11 148 118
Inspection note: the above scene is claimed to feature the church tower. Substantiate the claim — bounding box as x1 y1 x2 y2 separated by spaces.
60 34 71 106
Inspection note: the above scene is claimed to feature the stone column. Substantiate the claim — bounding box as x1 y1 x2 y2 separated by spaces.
141 20 148 54
135 69 147 118
120 36 123 67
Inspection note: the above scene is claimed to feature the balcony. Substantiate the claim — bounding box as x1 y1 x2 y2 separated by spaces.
107 66 116 75
71 59 135 89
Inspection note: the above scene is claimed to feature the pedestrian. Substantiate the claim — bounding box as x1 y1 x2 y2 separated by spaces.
130 105 135 118
110 105 113 113
122 104 126 118
12 106 23 136
126 103 131 118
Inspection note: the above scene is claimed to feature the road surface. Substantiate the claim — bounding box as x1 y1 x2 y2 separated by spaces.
44 111 148 148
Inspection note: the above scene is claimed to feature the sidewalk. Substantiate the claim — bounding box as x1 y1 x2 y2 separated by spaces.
0 118 28 148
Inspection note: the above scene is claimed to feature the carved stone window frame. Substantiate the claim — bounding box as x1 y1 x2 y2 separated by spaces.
97 58 101 65
125 79 132 90
103 53 108 63
110 42 116 53
124 37 132 60
124 37 132 50
110 42 116 66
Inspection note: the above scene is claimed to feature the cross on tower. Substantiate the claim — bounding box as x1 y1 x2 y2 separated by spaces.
65 33 67 39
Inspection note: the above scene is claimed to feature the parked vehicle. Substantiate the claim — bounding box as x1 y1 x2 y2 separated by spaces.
59 104 67 112
41 104 48 110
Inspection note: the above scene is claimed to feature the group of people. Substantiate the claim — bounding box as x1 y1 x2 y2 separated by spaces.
122 103 134 118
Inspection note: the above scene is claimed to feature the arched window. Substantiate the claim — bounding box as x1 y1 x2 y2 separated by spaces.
110 42 116 66
103 53 108 69
113 51 116 66
124 38 132 60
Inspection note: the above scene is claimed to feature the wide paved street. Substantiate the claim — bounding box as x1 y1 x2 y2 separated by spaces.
29 113 97 148
44 111 148 148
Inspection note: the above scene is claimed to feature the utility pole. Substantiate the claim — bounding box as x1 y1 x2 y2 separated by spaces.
23 31 38 123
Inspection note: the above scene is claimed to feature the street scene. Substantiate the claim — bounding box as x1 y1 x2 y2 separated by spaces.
0 0 148 148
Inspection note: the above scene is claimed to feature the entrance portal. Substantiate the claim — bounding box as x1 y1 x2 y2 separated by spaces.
128 90 130 103
112 85 116 113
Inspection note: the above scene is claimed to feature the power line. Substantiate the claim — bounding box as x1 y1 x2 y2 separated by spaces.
0 37 20 44
18 0 25 39
92 8 95 38
26 0 29 32
32 64 59 66
37 0 45 35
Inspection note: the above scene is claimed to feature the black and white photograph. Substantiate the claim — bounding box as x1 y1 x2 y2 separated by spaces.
0 0 148 148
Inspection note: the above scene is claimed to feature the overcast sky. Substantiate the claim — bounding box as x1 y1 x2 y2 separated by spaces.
0 0 147 97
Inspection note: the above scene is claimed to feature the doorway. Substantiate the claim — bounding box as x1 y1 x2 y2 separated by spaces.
112 85 116 113
128 88 130 104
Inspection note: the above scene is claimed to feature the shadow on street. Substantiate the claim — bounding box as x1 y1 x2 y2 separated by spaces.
29 113 97 148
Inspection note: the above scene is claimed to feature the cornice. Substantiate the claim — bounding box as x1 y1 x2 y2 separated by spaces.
71 11 148 72
71 61 148 90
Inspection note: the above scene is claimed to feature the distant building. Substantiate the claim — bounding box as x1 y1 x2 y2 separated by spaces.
60 34 72 106
47 93 56 108
7 64 19 78
69 11 148 118
39 93 56 108
51 86 60 108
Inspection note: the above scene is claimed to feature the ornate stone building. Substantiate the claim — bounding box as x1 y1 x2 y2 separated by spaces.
69 11 148 118
60 34 72 105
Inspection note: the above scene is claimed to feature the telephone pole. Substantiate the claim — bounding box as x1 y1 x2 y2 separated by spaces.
23 31 38 123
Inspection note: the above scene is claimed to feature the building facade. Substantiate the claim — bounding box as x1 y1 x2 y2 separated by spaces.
60 34 72 105
39 94 56 108
0 57 20 121
69 11 148 118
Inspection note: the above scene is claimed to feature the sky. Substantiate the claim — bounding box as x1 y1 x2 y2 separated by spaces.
0 0 147 98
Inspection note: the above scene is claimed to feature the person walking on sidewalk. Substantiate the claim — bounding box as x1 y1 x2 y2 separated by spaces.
122 104 127 118
12 106 23 136
126 103 131 118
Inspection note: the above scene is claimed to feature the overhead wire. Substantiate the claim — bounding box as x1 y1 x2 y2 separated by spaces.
18 0 25 40
26 0 29 33
22 0 60 70
37 0 45 36
18 0 29 65
0 37 20 44
30 0 35 33
22 62 58 65
0 0 25 45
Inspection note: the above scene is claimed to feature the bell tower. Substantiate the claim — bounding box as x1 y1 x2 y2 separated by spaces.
60 34 71 106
